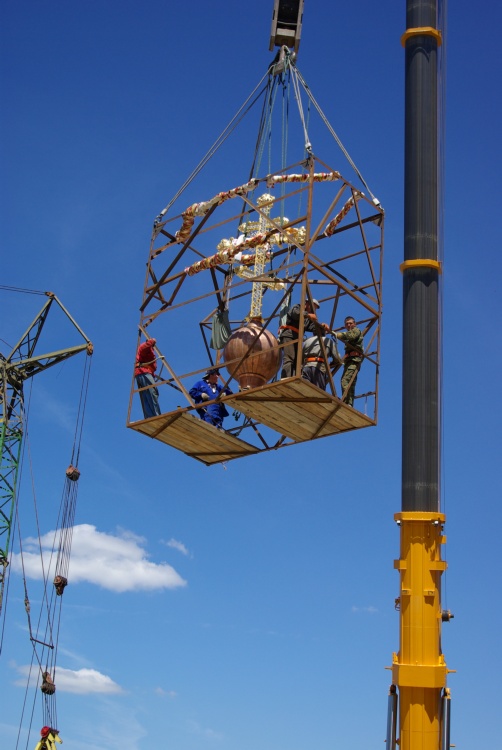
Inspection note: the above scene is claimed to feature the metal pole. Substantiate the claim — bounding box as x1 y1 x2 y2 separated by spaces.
441 688 451 750
386 684 398 750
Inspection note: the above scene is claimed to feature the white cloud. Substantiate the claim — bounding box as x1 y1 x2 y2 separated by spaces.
13 663 123 694
56 667 124 694
351 605 378 614
187 720 224 741
154 687 177 698
164 537 190 556
10 524 187 592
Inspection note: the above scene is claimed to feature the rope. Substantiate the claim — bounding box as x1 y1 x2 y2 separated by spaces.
278 70 291 223
0 285 46 296
155 71 271 224
290 65 312 154
247 76 273 183
253 76 279 188
237 70 286 266
70 349 92 467
15 655 41 750
12 352 92 746
293 65 379 203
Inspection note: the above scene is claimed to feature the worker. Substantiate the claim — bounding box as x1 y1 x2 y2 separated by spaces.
134 338 161 418
301 333 341 391
278 299 329 378
189 368 232 428
333 316 364 407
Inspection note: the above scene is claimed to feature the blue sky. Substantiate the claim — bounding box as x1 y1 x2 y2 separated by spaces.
1 1 501 749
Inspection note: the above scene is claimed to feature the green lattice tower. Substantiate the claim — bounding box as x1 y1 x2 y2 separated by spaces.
0 293 92 615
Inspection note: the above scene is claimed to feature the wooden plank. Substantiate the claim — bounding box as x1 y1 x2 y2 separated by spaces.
276 381 345 425
284 380 369 431
128 377 376 462
128 411 258 465
228 388 315 440
227 384 319 439
276 396 344 438
168 418 256 459
224 378 374 440
227 380 338 438
243 385 320 428
233 401 315 440
285 379 375 428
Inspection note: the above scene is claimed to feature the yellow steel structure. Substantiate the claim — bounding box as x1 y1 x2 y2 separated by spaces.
392 512 451 749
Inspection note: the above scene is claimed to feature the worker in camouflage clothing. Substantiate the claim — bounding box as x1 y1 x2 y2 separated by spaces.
334 316 364 407
278 298 329 379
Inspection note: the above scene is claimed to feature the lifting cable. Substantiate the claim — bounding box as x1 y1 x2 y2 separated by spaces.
232 74 275 238
13 353 92 746
155 71 271 225
235 70 282 273
293 65 379 204
0 285 47 296
247 76 274 185
289 64 312 155
154 52 380 227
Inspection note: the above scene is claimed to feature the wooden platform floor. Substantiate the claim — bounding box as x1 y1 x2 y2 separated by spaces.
224 377 375 441
128 377 375 465
127 410 259 465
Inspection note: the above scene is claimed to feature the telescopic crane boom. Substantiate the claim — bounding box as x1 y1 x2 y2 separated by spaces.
388 3 451 749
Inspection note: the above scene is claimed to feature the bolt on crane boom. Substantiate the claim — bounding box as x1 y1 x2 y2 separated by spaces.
0 292 93 616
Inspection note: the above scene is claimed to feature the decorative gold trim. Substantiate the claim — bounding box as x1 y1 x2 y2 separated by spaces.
401 27 442 46
399 259 442 273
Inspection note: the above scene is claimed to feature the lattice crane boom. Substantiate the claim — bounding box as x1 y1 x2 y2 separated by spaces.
0 292 92 615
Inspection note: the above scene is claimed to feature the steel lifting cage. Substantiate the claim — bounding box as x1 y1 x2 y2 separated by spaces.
127 154 384 465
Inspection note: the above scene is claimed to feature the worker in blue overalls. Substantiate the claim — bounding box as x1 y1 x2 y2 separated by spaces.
189 368 232 428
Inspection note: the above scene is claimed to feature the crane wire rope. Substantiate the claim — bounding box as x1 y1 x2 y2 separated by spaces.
232 71 276 237
252 74 280 191
154 56 376 236
6 383 51 749
14 420 60 740
15 652 40 750
150 55 379 336
235 70 282 277
0 286 47 297
12 353 92 745
225 72 279 315
293 65 379 203
289 63 312 155
154 70 271 224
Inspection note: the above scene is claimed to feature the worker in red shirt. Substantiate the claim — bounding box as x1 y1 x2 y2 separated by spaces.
134 338 161 418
